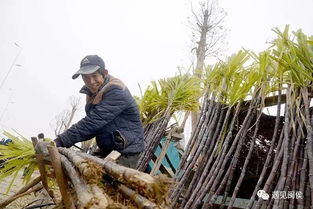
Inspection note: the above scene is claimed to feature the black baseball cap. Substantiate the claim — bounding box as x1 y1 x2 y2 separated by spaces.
72 55 105 79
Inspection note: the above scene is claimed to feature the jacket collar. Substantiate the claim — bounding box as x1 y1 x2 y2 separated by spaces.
79 75 111 97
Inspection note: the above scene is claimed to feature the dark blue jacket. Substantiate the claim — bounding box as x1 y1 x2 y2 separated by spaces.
58 75 145 155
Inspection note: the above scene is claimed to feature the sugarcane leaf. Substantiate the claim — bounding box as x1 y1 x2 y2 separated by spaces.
22 160 38 184
5 165 22 194
0 131 37 193
138 73 202 125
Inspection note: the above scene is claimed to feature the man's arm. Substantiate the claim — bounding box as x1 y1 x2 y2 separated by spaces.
56 86 130 148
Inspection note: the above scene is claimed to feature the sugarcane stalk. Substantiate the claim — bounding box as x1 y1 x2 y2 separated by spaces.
137 121 169 171
205 102 241 178
137 108 171 171
181 136 222 208
59 154 108 209
221 108 257 206
302 87 313 206
202 97 256 205
58 147 103 184
227 109 262 209
77 151 173 206
177 92 209 171
47 143 75 209
201 165 232 209
171 95 219 204
273 86 292 209
87 184 111 209
0 176 41 208
60 154 93 207
265 197 275 209
181 105 226 207
203 107 256 209
188 121 238 208
185 101 242 208
288 160 298 209
180 102 223 208
274 128 284 161
187 94 217 157
31 137 54 200
192 99 252 208
117 184 161 209
283 115 303 204
290 142 300 209
262 177 280 209
304 181 310 209
0 183 43 209
56 148 116 207
254 141 284 209
246 88 282 209
178 92 215 172
15 176 41 195
298 146 308 209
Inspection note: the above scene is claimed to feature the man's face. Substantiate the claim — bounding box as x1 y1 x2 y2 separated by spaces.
82 72 105 93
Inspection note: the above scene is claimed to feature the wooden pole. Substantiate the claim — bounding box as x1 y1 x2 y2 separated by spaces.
47 142 75 209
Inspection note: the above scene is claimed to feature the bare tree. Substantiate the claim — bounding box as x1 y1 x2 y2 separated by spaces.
52 96 81 137
188 0 227 131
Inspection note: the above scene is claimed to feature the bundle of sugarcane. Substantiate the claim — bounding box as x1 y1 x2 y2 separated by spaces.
41 142 174 208
136 74 202 171
137 114 171 171
0 136 110 209
54 147 173 209
171 25 313 209
0 134 173 209
171 50 253 208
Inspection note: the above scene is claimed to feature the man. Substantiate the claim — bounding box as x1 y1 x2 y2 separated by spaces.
54 55 144 168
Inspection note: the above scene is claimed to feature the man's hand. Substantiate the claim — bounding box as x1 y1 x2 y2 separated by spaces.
35 141 50 157
54 137 63 147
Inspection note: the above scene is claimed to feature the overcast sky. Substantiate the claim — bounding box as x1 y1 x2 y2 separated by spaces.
1 0 312 139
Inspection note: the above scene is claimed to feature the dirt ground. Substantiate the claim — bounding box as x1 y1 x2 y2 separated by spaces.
0 171 56 209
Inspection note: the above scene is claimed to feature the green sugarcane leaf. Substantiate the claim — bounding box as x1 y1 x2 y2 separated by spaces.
0 131 37 193
5 165 22 194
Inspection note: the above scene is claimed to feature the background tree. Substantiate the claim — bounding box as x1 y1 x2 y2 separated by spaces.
51 96 81 136
188 0 227 131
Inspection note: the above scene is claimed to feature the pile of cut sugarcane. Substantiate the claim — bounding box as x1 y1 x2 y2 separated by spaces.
0 140 173 209
171 26 313 209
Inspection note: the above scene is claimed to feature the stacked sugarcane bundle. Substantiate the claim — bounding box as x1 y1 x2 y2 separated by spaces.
137 113 171 172
171 49 254 209
136 74 202 171
52 147 174 209
171 25 313 209
76 151 173 207
0 137 174 209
